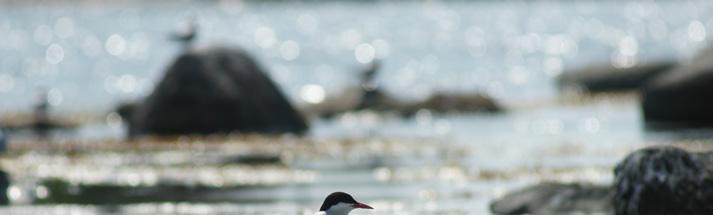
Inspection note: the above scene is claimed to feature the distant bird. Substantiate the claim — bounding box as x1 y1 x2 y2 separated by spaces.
34 90 50 123
170 16 198 47
33 90 51 136
359 59 381 91
355 60 383 110
317 192 373 215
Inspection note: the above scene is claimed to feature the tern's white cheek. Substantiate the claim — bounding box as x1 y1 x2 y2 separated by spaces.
325 202 355 215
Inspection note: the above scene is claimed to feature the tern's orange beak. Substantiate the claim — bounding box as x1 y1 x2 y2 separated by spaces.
353 202 373 209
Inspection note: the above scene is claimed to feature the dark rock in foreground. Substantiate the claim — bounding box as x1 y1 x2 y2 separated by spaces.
490 146 713 215
613 147 713 215
557 61 675 93
0 170 8 205
642 47 713 127
129 46 308 137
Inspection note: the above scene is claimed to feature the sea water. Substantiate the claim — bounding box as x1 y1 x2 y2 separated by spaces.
1 0 713 214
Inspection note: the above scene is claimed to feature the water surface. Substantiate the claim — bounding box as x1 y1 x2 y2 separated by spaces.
2 1 713 214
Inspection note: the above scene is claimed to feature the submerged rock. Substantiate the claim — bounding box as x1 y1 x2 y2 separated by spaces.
642 47 713 127
491 146 713 215
557 61 675 93
129 46 308 137
303 89 502 118
404 92 502 115
36 178 252 204
0 114 78 135
490 183 612 215
302 60 503 118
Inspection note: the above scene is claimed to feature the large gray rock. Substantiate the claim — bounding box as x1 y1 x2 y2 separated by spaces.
558 61 675 93
642 47 713 127
128 46 308 137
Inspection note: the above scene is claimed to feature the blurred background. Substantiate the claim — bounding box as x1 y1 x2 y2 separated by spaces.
1 0 713 214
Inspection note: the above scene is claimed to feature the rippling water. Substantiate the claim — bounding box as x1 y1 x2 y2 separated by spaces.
1 1 711 111
2 0 713 214
0 99 674 215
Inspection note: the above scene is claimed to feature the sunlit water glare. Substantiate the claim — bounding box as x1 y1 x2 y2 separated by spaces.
0 1 710 111
2 1 713 214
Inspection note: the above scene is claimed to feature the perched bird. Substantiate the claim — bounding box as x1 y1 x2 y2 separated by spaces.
355 60 383 110
316 192 373 215
170 16 198 48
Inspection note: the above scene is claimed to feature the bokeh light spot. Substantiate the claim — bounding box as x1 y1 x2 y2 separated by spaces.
105 34 127 56
254 27 277 49
354 43 376 64
300 84 325 104
45 43 65 64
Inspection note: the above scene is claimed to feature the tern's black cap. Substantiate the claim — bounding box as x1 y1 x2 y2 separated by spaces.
319 192 359 211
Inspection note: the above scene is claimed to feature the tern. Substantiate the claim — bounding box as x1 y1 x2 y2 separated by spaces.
316 192 373 215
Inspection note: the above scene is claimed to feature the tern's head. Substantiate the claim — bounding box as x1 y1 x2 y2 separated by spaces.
319 192 373 215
